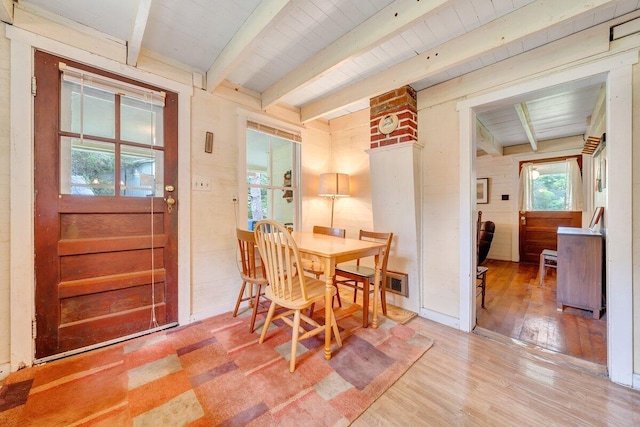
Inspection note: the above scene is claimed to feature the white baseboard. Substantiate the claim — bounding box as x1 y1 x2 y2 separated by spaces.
419 308 460 329
0 362 11 381
632 372 640 390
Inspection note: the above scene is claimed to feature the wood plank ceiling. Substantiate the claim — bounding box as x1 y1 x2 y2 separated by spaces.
6 0 640 148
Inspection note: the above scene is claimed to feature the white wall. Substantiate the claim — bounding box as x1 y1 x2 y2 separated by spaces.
326 109 374 237
0 25 11 377
476 154 516 261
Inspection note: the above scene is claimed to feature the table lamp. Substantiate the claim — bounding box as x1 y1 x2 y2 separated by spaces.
318 173 350 227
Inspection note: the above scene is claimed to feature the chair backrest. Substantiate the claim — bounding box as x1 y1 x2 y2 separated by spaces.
254 219 309 303
477 212 495 266
312 225 346 238
357 230 393 277
236 228 266 282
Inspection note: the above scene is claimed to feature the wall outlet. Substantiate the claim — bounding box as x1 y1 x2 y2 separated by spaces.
193 176 211 191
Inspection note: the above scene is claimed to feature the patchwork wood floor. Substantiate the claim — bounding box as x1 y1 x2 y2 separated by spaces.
475 259 607 366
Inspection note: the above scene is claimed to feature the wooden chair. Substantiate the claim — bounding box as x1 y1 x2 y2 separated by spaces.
254 219 342 372
334 230 393 328
233 228 270 333
476 211 495 308
539 249 558 287
300 225 346 307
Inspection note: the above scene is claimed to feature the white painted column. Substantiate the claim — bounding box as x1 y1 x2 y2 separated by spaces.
368 141 423 313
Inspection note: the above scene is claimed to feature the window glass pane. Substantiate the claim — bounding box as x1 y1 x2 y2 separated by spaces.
246 188 296 230
121 145 164 197
121 95 164 146
274 188 295 226
532 172 567 211
272 137 293 187
60 80 115 139
245 127 297 229
246 130 270 184
247 186 268 230
60 137 115 195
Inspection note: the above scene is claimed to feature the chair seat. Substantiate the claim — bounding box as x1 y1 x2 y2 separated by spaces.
335 264 375 279
300 258 324 275
265 275 333 310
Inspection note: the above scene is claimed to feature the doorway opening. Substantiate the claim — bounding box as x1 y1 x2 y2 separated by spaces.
458 52 636 385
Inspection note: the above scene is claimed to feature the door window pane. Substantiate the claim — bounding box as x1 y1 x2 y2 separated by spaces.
60 137 115 195
121 95 164 146
121 145 164 197
60 79 115 139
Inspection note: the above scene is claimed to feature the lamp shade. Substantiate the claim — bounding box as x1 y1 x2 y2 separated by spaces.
318 173 350 197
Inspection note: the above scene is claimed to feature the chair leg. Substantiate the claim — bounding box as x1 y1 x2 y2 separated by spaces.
259 301 277 344
362 278 370 328
289 309 301 373
539 253 545 287
330 309 342 347
333 283 342 307
249 284 263 333
380 281 387 315
233 281 248 317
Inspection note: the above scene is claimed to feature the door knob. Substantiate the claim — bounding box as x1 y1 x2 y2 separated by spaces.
165 195 176 213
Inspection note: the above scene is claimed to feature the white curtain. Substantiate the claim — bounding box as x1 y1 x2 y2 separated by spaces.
518 159 584 211
564 158 584 211
518 163 535 211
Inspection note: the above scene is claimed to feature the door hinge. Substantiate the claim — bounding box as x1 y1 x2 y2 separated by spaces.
31 76 37 96
32 317 37 339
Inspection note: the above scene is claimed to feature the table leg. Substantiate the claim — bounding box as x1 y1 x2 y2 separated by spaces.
324 258 333 360
372 251 380 329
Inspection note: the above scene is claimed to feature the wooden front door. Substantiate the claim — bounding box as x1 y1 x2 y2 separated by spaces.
34 51 179 359
518 211 582 263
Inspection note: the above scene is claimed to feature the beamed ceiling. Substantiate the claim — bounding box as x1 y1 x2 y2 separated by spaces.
3 0 640 151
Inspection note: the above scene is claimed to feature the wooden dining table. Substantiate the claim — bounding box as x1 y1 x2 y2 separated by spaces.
291 231 386 361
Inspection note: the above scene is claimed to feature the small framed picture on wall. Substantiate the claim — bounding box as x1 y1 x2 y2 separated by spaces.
477 178 489 204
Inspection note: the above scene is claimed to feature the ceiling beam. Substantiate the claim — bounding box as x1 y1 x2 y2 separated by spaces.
127 0 152 66
300 0 618 122
514 102 538 152
586 83 606 138
0 0 13 24
206 0 292 93
261 0 452 109
476 119 503 156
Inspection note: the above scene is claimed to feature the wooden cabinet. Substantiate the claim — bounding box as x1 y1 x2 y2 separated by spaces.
557 227 604 319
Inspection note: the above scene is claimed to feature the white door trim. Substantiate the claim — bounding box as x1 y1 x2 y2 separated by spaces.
457 51 637 386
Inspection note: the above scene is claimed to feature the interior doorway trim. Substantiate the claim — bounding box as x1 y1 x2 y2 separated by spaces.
457 50 637 386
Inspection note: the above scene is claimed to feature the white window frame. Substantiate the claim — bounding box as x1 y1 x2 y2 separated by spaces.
237 110 303 230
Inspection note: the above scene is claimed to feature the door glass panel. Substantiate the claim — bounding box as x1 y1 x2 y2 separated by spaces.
121 95 165 146
60 137 115 195
60 80 115 139
121 146 164 197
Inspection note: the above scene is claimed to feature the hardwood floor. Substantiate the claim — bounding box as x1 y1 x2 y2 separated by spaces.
355 315 639 426
475 259 607 365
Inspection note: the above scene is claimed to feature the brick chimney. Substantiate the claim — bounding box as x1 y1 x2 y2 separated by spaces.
370 86 417 149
